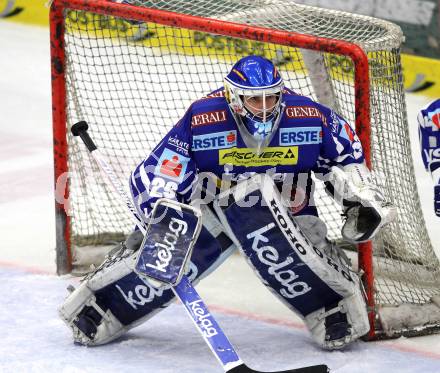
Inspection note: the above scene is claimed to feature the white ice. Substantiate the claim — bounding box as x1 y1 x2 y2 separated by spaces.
1 21 440 373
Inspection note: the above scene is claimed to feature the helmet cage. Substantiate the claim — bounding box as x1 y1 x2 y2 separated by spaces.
223 57 284 154
224 79 284 121
224 79 285 155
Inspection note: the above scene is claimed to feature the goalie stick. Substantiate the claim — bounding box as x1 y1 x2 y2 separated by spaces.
70 120 329 373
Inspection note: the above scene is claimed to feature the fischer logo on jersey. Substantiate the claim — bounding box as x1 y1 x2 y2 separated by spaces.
219 146 298 166
192 130 237 151
144 217 188 274
191 110 228 127
279 127 322 145
155 148 190 182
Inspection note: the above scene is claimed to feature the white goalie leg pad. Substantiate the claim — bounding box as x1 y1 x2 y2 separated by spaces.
294 215 353 272
60 279 127 346
214 174 369 349
293 215 369 349
58 231 169 346
293 215 328 250
303 271 370 350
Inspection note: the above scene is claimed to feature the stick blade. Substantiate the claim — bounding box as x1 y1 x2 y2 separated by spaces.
227 363 329 373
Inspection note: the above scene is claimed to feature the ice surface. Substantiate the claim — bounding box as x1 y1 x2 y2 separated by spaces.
1 20 440 373
1 267 440 373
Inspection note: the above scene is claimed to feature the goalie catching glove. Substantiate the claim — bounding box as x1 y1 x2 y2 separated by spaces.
326 164 396 243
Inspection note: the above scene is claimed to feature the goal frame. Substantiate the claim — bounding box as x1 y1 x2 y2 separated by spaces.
50 0 376 337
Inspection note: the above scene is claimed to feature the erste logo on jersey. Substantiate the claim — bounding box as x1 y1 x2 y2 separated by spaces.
191 110 227 127
279 127 322 146
192 130 237 151
155 148 190 182
285 106 328 126
219 146 298 166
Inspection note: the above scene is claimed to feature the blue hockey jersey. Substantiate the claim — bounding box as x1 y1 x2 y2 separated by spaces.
418 98 440 217
129 88 364 221
418 98 440 176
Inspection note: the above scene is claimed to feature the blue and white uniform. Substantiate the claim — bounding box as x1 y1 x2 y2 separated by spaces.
130 87 364 220
60 56 371 349
125 86 368 348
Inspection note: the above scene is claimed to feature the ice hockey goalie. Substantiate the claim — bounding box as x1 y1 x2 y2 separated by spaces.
59 55 396 350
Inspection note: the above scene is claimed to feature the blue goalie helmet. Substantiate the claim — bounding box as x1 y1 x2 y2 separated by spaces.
224 55 284 146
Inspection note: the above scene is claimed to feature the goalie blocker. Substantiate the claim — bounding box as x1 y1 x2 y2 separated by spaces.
59 202 235 346
214 174 370 349
134 199 203 287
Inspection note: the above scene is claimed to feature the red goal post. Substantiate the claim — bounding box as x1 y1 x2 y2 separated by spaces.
50 0 440 340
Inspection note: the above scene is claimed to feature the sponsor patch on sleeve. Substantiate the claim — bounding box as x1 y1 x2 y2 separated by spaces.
338 120 356 142
155 148 190 182
428 108 440 129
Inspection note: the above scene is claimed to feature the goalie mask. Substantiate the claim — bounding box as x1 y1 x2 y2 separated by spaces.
224 55 284 154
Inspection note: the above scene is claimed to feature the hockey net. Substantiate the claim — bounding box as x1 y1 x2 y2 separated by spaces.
50 0 440 339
